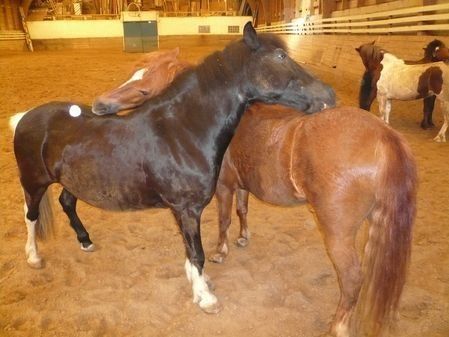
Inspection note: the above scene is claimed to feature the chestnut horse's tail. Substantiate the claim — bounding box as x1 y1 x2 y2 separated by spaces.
360 130 417 336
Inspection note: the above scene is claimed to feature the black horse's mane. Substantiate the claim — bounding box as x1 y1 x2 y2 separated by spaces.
135 33 287 112
196 34 286 92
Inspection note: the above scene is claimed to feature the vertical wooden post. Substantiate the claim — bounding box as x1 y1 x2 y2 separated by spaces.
321 0 335 18
19 6 34 52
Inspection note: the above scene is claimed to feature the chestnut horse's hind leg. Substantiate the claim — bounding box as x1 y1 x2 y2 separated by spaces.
173 207 221 314
59 188 95 252
312 195 371 337
235 189 250 247
209 181 234 264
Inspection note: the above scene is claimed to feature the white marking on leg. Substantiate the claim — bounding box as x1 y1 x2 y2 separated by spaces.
80 243 95 252
184 258 192 283
334 312 351 337
334 321 350 337
384 99 391 124
184 259 218 309
434 101 448 142
24 203 42 268
219 242 229 255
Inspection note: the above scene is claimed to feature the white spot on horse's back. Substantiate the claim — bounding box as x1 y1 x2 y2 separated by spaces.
69 105 82 117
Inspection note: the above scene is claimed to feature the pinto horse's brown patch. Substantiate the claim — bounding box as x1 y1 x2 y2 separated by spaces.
417 66 443 98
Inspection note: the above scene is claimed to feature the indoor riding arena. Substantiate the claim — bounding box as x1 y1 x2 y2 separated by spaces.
0 1 448 337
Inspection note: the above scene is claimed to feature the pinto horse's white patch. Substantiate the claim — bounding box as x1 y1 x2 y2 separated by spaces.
69 105 82 117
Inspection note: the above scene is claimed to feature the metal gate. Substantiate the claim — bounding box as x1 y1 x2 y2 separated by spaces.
122 10 158 53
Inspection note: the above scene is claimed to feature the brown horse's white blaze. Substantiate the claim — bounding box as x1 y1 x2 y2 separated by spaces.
92 48 191 115
210 104 417 337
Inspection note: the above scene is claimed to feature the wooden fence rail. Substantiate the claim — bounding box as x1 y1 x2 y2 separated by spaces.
256 3 449 35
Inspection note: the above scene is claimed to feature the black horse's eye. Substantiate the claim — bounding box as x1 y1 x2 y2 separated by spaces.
278 52 286 60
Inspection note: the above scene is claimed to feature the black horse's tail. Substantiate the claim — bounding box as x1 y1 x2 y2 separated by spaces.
359 71 374 111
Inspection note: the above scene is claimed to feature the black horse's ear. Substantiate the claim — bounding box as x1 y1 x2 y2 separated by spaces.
243 22 260 50
355 47 361 52
371 40 376 45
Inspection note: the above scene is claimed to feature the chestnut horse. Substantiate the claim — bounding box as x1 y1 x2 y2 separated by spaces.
210 103 417 337
92 47 191 115
357 40 449 130
10 23 335 314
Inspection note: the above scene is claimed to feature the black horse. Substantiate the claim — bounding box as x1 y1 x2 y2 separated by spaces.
10 23 335 314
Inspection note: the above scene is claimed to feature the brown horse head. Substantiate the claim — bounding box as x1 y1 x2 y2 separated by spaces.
423 39 449 62
355 41 385 71
356 41 386 110
92 48 192 115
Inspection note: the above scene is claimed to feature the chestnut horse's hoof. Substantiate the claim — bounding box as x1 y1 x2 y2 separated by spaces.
200 300 223 314
209 253 225 264
236 237 249 247
27 256 44 269
80 243 95 252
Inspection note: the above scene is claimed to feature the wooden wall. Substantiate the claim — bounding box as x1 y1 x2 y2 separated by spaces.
251 0 442 26
0 0 22 30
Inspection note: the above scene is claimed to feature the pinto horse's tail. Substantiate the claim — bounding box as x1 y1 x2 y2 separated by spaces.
10 111 55 240
359 130 417 336
359 71 374 111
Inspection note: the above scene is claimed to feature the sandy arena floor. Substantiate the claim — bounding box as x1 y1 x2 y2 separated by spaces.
0 38 448 337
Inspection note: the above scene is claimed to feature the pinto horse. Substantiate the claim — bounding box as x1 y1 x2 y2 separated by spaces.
357 40 449 130
209 103 417 337
10 23 335 314
92 47 191 115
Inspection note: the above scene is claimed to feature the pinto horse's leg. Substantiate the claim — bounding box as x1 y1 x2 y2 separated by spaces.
421 96 436 129
59 188 95 252
173 207 221 314
377 95 392 124
209 181 234 264
236 189 250 247
434 101 449 142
